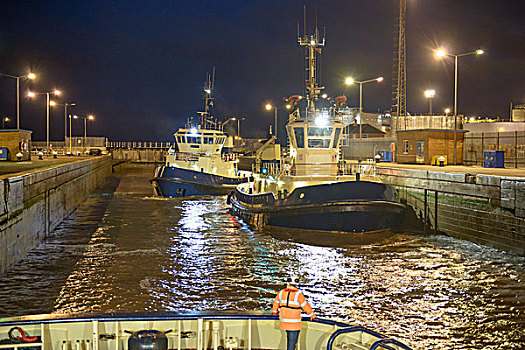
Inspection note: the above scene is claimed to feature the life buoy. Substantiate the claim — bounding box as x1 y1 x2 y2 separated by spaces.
8 327 38 343
334 95 347 109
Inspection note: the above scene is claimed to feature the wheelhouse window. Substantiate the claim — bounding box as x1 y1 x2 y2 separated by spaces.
307 127 333 137
308 139 331 148
187 136 202 144
333 127 341 148
403 140 409 154
294 128 304 148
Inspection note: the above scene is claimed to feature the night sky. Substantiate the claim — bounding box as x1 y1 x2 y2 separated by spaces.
1 0 524 141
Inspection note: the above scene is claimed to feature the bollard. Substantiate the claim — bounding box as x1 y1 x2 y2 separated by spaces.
38 151 43 160
438 155 446 167
52 151 58 159
374 154 381 163
16 152 23 162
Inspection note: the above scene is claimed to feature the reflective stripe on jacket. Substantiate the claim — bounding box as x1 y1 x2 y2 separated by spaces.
272 286 314 330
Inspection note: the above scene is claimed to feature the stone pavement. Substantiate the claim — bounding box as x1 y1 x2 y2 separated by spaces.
376 162 525 178
0 155 100 178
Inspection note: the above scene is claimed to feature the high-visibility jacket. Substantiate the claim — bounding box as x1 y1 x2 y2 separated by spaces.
272 286 315 330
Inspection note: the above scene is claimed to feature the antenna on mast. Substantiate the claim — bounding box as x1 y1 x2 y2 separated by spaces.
297 4 325 113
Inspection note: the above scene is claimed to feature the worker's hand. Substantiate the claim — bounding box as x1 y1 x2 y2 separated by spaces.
310 314 317 320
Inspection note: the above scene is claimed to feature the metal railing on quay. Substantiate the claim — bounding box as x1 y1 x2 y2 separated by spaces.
106 141 173 149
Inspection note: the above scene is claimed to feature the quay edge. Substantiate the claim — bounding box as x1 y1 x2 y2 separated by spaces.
0 156 113 276
375 165 525 256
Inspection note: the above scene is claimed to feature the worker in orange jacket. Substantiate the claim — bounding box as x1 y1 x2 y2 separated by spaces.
272 276 316 350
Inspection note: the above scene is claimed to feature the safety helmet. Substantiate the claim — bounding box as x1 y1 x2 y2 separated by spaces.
286 276 299 285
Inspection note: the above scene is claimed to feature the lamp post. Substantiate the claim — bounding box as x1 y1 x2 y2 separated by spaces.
435 48 484 164
28 89 61 153
0 72 36 129
68 114 78 154
52 102 76 149
82 115 95 151
345 76 383 138
265 104 291 139
424 89 435 114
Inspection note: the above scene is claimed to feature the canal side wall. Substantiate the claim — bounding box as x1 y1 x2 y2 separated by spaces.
110 149 165 163
0 156 113 276
376 167 525 256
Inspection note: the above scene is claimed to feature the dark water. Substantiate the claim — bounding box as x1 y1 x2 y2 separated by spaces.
0 165 524 349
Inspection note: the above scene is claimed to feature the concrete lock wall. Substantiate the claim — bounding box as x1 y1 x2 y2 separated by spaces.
376 167 525 256
0 156 113 276
110 149 166 163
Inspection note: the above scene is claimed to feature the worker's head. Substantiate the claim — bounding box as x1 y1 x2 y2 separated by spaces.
286 276 299 286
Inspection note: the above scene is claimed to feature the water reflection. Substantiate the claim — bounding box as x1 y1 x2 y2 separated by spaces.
0 165 523 349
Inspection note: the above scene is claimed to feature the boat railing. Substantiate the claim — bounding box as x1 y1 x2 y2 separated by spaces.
326 326 412 350
173 153 200 162
338 160 377 177
0 313 412 350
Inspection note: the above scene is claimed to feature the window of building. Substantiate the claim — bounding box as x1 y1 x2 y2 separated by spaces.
403 140 409 154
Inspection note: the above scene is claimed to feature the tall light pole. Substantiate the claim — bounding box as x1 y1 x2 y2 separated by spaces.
0 72 36 129
345 76 383 138
68 114 78 154
265 104 278 138
83 115 95 151
435 48 484 164
265 104 291 139
28 89 61 153
424 89 435 114
53 102 76 148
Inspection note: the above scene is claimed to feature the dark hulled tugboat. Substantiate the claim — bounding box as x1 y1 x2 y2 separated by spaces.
151 71 249 198
229 25 405 235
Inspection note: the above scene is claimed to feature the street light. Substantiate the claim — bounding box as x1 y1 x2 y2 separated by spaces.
345 76 383 138
82 115 95 151
28 89 61 153
0 72 36 129
2 117 9 129
265 103 291 139
52 102 77 149
424 89 435 114
435 47 484 164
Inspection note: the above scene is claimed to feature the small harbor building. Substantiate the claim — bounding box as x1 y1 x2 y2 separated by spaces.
396 129 468 165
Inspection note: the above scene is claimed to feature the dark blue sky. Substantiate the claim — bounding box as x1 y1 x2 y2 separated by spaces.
1 0 524 141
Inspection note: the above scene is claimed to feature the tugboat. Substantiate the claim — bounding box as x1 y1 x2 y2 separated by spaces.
229 25 406 234
151 71 249 198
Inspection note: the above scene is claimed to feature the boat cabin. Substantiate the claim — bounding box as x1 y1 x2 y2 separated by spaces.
174 128 226 155
286 109 344 176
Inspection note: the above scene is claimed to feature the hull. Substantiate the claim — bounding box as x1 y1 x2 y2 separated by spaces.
151 166 248 197
230 180 406 234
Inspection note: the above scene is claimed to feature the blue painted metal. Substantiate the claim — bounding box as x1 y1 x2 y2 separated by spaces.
378 150 393 162
151 166 248 197
231 180 405 233
326 326 413 350
0 148 8 161
369 338 413 350
483 150 505 168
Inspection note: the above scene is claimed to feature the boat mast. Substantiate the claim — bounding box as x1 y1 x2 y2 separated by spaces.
198 67 216 129
297 5 325 117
